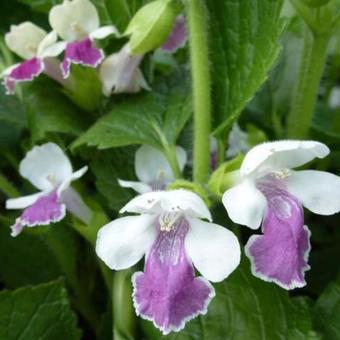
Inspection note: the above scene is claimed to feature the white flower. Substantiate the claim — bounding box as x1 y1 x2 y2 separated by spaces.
118 145 187 193
6 143 91 236
96 189 240 334
2 22 65 94
222 140 340 289
5 22 65 60
49 0 118 78
99 44 150 96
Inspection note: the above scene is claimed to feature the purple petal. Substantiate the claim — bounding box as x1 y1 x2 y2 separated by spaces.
245 180 310 289
132 219 215 335
10 191 66 237
61 37 104 78
4 58 44 94
161 16 187 53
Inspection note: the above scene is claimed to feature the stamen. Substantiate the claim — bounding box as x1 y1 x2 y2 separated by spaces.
159 212 182 232
71 22 86 36
47 173 57 185
272 169 291 180
25 43 37 54
156 169 165 181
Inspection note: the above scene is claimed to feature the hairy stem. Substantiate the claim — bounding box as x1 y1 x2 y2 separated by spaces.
286 27 330 138
186 0 211 183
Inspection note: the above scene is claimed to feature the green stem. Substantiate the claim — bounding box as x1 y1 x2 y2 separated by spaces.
286 27 330 138
186 0 211 183
112 269 135 340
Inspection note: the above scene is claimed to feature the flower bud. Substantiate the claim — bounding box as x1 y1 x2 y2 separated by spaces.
125 0 179 55
208 154 244 198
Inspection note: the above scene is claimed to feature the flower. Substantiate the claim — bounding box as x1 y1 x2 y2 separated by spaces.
96 189 240 334
6 143 91 237
160 15 187 53
2 22 65 94
118 145 187 193
99 44 150 96
49 0 118 78
222 140 340 290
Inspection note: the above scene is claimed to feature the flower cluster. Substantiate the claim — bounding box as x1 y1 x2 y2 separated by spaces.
1 0 187 96
6 139 340 334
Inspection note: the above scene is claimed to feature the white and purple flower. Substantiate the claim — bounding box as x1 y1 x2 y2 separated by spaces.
99 44 150 96
118 145 187 193
49 0 117 78
96 189 240 334
6 143 91 237
3 22 65 94
222 140 340 290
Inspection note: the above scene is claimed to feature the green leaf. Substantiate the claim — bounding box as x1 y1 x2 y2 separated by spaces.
143 258 314 339
313 280 340 339
23 78 90 142
92 0 114 25
249 22 303 117
312 104 340 140
16 0 57 13
0 86 26 128
90 148 136 211
0 223 62 288
208 0 285 137
0 279 81 340
72 76 191 150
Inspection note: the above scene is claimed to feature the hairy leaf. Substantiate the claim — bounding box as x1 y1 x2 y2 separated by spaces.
313 279 340 339
90 148 136 211
16 0 57 13
72 76 191 150
208 0 285 137
0 223 62 288
0 279 81 340
0 86 26 128
23 78 89 142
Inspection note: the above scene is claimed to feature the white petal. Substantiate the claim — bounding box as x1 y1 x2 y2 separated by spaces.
36 31 57 57
99 44 146 96
136 69 151 91
49 0 99 41
96 215 156 270
222 179 267 229
120 189 212 221
135 145 186 184
286 170 340 215
19 143 73 191
89 25 119 40
118 179 152 194
185 218 241 282
61 187 92 224
38 36 67 58
6 191 46 209
5 22 47 59
241 140 330 177
57 166 88 194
